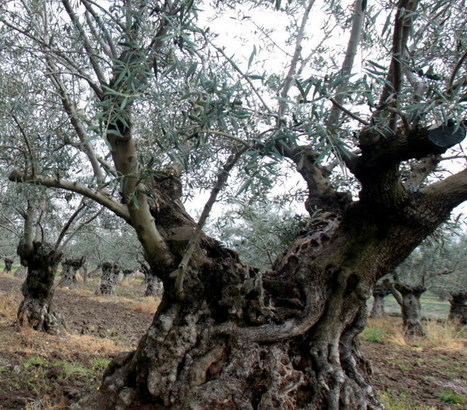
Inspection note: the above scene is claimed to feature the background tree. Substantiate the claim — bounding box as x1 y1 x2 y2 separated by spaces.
0 0 466 408
430 234 467 324
208 200 306 270
384 226 465 335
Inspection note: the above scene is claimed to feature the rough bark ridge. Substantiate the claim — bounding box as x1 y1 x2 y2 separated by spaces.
16 241 64 334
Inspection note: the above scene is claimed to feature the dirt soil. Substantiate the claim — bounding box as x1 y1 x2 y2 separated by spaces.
0 273 465 409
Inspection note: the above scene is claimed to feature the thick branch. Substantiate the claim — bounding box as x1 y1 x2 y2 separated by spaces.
377 0 419 130
9 171 130 223
422 168 467 211
283 145 352 213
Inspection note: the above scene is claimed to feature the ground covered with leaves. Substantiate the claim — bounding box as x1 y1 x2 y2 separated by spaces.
0 273 465 409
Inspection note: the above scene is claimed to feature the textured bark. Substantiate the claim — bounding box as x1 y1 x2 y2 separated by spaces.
370 282 390 318
16 242 64 334
95 262 120 295
76 186 455 409
58 257 85 288
448 292 466 325
395 283 426 336
3 258 14 273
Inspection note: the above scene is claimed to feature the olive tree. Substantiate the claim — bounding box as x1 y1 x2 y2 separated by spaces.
383 226 465 335
1 0 466 408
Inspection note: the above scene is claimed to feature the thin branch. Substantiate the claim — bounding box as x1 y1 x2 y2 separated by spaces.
44 58 106 184
54 200 87 251
59 206 104 250
174 146 249 299
11 115 37 176
81 0 118 59
211 43 275 116
61 0 107 87
448 49 467 91
329 98 369 126
377 0 419 131
326 0 366 131
278 0 316 120
197 130 251 147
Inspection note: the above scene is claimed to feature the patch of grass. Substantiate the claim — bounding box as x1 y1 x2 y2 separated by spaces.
423 320 466 349
0 292 17 319
54 360 92 379
90 356 111 371
21 356 49 369
364 317 465 350
361 326 385 343
379 390 436 409
437 389 466 405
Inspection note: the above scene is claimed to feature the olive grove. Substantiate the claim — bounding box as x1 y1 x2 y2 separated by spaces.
0 0 466 408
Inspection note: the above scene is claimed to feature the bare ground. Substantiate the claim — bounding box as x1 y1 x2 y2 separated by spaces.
0 273 465 409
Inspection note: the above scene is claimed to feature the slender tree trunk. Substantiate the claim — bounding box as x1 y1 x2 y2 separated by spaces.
448 292 466 325
370 282 390 318
396 284 426 336
95 262 119 295
16 242 64 334
3 258 14 273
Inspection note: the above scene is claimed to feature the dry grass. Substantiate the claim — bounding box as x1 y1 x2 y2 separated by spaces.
0 291 18 320
364 317 466 350
133 297 160 314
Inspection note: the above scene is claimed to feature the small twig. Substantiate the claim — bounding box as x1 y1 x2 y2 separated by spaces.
174 146 249 299
329 98 369 125
448 49 467 91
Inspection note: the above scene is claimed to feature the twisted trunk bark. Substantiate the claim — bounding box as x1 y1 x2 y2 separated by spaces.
16 241 64 334
76 189 450 409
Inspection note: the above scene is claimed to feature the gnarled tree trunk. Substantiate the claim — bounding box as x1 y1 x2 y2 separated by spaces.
58 257 85 288
370 282 390 318
395 283 426 337
3 257 14 273
448 292 466 325
95 262 119 295
16 241 64 334
77 169 459 410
